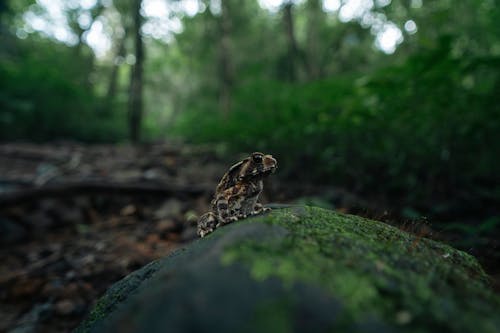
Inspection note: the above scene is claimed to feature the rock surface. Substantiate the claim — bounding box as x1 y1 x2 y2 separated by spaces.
76 206 500 333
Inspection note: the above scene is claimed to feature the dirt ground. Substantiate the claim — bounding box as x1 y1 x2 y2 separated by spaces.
0 142 498 332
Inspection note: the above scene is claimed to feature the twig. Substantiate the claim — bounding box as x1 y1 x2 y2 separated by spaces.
0 145 68 163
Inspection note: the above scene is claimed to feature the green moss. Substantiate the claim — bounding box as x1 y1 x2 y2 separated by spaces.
75 258 164 333
242 300 293 333
221 206 499 333
77 206 499 333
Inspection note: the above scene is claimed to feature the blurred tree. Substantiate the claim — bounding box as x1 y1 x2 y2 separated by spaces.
67 1 106 89
217 0 234 116
128 0 145 143
0 0 126 141
67 1 105 57
281 1 302 82
304 0 325 80
105 25 128 111
105 0 131 112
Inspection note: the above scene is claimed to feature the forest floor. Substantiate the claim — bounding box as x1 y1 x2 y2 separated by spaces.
0 142 498 333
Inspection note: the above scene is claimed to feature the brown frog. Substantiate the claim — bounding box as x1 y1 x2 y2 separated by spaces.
197 152 278 237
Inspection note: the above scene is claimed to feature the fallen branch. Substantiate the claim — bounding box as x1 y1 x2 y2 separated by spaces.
0 180 213 207
0 145 69 163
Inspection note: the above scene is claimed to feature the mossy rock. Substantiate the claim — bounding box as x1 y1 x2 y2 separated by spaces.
76 206 500 333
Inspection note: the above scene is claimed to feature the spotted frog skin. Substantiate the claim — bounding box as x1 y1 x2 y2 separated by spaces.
197 152 277 237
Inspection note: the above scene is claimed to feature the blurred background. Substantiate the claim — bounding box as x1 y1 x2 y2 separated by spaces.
0 0 499 331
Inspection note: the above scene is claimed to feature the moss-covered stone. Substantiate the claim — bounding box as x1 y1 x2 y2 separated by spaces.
76 206 500 333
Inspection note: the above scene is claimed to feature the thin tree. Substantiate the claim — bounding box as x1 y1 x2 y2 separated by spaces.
66 1 104 88
67 1 105 57
305 0 325 80
105 22 128 111
217 0 234 116
128 0 144 143
282 1 300 82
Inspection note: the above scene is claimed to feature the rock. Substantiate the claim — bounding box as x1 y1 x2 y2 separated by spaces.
142 168 162 180
155 219 177 233
120 204 137 216
55 299 76 315
76 206 500 333
153 199 183 219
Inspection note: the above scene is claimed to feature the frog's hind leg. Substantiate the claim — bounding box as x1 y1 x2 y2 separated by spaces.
215 198 238 227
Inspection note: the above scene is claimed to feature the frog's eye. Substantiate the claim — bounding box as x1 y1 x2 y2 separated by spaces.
252 154 263 163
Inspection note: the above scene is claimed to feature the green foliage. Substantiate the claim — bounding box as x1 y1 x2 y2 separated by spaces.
1 0 499 218
0 36 126 142
174 37 500 209
168 1 500 220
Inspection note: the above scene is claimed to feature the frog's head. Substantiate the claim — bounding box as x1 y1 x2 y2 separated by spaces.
238 152 277 180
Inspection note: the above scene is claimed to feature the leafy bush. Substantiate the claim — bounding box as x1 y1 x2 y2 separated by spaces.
174 41 500 212
0 37 126 142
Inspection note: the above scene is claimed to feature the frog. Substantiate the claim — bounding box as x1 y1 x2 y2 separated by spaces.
197 152 278 237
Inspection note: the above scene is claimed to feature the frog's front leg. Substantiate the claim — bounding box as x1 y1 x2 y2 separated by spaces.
246 180 269 216
250 202 271 216
197 212 218 238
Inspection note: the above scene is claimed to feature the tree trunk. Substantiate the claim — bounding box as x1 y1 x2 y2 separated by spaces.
71 3 104 88
217 0 233 116
128 0 144 143
72 3 104 55
305 0 324 80
282 2 300 82
105 29 127 111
